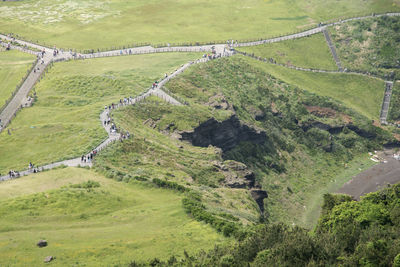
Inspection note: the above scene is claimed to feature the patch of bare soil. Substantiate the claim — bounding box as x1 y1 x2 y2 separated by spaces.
337 149 400 200
305 105 337 118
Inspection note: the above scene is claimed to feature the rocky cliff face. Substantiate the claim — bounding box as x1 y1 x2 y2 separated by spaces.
213 160 257 189
180 116 268 214
180 115 267 152
301 120 377 139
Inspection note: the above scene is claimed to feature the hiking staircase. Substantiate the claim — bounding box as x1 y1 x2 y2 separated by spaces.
322 28 343 72
380 81 394 124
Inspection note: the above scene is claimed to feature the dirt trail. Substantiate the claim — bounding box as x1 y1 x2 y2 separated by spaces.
337 150 400 200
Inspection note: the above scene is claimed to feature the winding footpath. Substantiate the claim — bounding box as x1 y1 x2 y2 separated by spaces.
0 55 223 182
0 12 399 181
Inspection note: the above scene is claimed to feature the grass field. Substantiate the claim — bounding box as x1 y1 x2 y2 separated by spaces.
240 56 385 120
0 49 35 109
237 33 337 70
0 167 226 266
0 52 201 175
0 0 398 50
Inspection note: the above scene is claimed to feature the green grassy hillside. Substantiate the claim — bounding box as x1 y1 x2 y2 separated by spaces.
165 56 392 226
0 49 35 109
0 53 200 175
237 33 337 70
94 55 392 227
0 0 398 50
0 167 226 266
240 56 385 120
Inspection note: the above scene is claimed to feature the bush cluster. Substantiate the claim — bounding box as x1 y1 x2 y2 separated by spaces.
152 178 186 192
182 192 243 238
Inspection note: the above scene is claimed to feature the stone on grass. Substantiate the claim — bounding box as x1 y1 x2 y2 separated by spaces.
37 240 47 247
44 256 54 263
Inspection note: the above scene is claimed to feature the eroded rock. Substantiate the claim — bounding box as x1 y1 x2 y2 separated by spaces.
44 256 54 263
251 189 268 214
214 160 256 189
180 115 266 152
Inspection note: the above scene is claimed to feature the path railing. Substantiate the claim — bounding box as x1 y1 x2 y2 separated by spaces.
0 58 38 115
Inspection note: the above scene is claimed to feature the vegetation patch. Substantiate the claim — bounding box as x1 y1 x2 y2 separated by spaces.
331 15 400 79
388 81 400 123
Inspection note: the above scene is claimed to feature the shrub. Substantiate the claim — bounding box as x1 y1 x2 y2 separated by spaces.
152 178 186 192
70 180 100 189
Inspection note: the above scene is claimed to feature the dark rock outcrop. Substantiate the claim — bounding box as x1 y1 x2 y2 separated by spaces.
254 110 266 121
180 115 266 152
301 121 377 139
251 189 268 214
37 240 47 248
213 160 257 188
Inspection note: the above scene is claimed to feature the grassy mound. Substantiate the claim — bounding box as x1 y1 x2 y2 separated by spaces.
331 15 400 79
0 167 226 266
0 49 35 108
237 33 337 70
0 53 200 174
0 0 398 50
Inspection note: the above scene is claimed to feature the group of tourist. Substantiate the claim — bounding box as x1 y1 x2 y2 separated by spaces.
81 150 97 163
8 170 20 178
28 162 41 173
119 49 133 55
119 131 131 141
